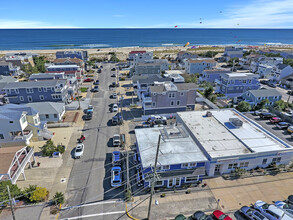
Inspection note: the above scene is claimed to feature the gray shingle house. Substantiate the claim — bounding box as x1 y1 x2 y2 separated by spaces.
241 89 282 106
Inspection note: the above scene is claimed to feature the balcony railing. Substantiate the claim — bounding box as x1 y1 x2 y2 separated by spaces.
12 130 33 141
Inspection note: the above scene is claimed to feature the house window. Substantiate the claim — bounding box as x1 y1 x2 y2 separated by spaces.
185 176 198 183
27 96 33 102
0 134 4 139
51 87 55 92
180 92 184 96
45 114 49 119
158 165 170 171
155 181 164 186
170 101 174 106
243 80 247 84
153 92 157 96
9 121 13 123
15 89 19 94
274 96 278 99
54 114 58 118
249 80 252 83
262 159 267 165
182 162 197 168
38 88 42 92
152 102 156 107
34 118 38 124
26 88 33 93
228 163 238 169
258 97 261 100
176 100 180 106
240 162 249 168
19 96 24 101
43 88 47 92
272 157 281 163
40 95 44 100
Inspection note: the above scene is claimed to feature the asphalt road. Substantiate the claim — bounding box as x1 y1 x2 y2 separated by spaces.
60 64 128 220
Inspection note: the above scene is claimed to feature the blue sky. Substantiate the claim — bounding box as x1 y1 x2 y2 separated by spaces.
1 0 293 28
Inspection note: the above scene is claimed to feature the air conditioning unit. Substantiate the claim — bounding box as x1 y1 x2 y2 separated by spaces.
229 117 243 128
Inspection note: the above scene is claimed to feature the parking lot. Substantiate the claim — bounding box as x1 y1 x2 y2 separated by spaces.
244 112 293 145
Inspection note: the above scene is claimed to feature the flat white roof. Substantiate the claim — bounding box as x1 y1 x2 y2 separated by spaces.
135 126 208 168
47 65 79 68
226 72 256 77
177 109 292 159
165 70 184 75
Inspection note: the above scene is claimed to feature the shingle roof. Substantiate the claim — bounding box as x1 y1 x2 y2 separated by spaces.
248 89 282 97
53 58 83 63
2 79 66 89
0 104 38 116
149 84 165 93
138 75 171 84
203 69 232 74
276 63 289 70
25 102 64 115
188 59 216 64
176 83 196 91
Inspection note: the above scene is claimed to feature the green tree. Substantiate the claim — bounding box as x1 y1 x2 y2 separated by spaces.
259 99 270 109
53 192 64 206
29 187 48 203
274 100 293 111
109 53 119 62
284 59 293 68
236 101 251 112
265 53 281 57
204 86 214 99
228 57 239 66
40 140 57 156
33 56 47 73
185 73 199 84
23 185 37 200
0 181 23 205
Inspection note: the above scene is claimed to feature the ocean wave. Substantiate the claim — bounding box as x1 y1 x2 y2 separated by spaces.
258 42 288 45
77 44 111 48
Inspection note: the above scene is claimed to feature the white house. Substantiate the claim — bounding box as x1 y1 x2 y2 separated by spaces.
270 64 293 82
256 64 273 78
133 52 153 66
185 58 217 74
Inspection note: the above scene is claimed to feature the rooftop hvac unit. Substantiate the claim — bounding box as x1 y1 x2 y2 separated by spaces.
229 117 243 128
206 111 212 117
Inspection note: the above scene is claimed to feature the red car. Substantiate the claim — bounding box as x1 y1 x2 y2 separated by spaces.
83 78 94 82
269 117 282 124
213 210 232 220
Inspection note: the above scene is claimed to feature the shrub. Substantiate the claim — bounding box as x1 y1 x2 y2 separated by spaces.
29 187 48 203
56 145 65 154
23 185 37 200
41 140 56 157
53 192 64 206
236 101 251 112
160 193 166 198
0 181 23 204
80 87 88 93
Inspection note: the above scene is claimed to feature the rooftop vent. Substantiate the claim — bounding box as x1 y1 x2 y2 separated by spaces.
206 111 212 117
229 117 243 128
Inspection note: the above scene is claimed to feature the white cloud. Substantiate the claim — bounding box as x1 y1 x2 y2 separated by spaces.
139 0 293 28
113 14 125 18
0 19 77 28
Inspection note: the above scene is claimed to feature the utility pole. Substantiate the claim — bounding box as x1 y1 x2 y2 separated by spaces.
147 135 161 220
7 185 16 220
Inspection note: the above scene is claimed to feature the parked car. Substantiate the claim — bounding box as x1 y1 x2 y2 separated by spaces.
259 112 276 119
111 93 117 99
288 195 293 205
83 78 94 82
174 214 188 220
111 166 122 187
109 82 119 87
276 122 291 129
100 65 103 68
93 80 99 85
97 69 102 73
112 151 121 166
111 68 116 71
112 104 118 112
275 201 293 218
213 210 233 220
91 86 99 92
112 114 123 125
192 211 213 220
74 144 84 159
240 206 268 220
287 126 293 133
254 200 285 220
111 73 116 77
268 82 277 88
113 134 121 147
85 112 93 120
270 117 283 124
260 80 269 85
253 109 269 116
87 105 94 113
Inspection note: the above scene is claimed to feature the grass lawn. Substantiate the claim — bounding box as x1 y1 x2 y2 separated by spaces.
80 87 88 92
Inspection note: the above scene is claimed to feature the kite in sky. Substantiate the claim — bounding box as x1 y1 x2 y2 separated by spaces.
184 42 190 47
174 25 178 28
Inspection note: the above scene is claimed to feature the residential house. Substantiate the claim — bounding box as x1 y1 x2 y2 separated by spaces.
141 82 196 114
132 52 153 66
136 75 171 101
56 51 88 61
223 46 243 61
0 61 20 76
46 64 82 79
29 72 65 81
25 102 65 123
133 63 161 75
53 58 84 71
164 73 185 83
5 52 37 67
256 64 273 78
280 75 293 89
242 89 282 106
2 79 70 104
215 72 260 98
270 64 293 82
176 51 198 63
199 69 232 84
185 58 217 74
0 146 35 184
136 109 293 188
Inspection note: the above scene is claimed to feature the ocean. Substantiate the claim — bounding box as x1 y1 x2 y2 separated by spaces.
0 28 293 50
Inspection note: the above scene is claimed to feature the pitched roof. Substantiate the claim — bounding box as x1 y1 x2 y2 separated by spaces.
203 69 232 74
1 103 38 115
0 76 18 83
150 82 196 93
0 146 25 174
276 63 289 70
176 83 196 91
53 58 83 63
138 75 171 84
25 102 65 115
2 79 66 89
248 89 282 97
129 51 146 54
188 59 216 64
